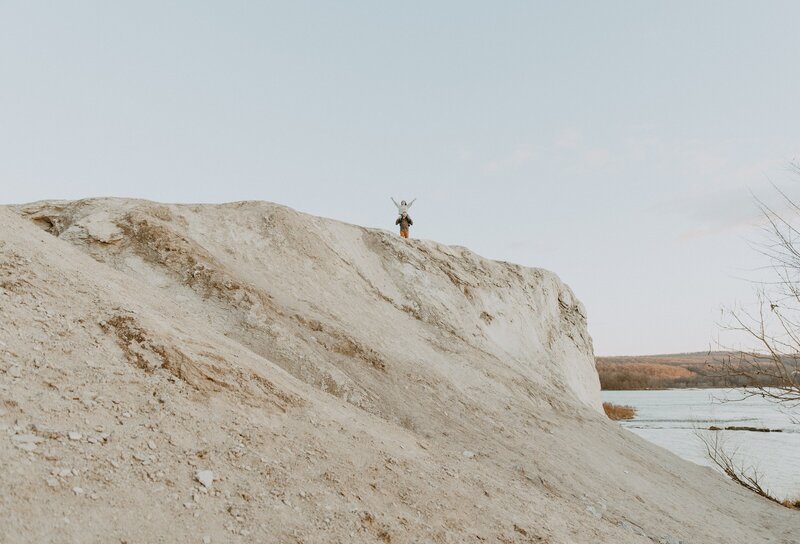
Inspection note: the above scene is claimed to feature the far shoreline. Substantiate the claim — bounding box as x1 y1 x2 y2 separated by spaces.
596 352 790 391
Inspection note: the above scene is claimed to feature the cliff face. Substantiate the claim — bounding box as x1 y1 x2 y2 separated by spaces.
1 199 796 544
18 198 602 418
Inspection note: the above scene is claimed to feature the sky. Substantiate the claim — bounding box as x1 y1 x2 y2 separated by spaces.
1 1 799 355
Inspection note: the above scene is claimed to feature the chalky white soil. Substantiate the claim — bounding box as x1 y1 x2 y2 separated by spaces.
0 199 796 543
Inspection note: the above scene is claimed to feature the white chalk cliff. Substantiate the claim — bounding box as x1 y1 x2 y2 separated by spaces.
0 199 796 543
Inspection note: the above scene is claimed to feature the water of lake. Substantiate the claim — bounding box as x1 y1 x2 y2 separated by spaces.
602 388 800 500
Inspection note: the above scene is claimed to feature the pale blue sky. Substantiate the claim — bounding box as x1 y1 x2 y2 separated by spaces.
2 1 799 354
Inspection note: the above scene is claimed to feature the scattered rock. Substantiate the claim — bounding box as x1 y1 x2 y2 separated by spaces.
12 434 44 444
462 450 475 459
68 432 82 441
72 487 84 495
46 477 60 488
195 470 214 489
148 440 156 450
8 366 21 378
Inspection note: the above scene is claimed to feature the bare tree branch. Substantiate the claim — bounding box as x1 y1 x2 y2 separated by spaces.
696 430 799 509
718 180 800 405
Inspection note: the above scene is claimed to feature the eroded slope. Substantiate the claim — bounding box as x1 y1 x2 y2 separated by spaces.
1 199 797 544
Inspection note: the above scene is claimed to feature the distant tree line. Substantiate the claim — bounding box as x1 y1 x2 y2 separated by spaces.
597 358 791 391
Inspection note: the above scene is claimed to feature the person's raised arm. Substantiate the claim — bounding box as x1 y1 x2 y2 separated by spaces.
391 197 400 211
407 198 417 209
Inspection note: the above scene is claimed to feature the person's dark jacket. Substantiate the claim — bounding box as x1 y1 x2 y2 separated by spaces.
395 214 413 230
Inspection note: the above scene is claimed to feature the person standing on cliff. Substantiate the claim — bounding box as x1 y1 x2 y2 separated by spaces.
395 212 413 239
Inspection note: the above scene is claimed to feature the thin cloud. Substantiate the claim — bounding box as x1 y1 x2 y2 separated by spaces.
482 144 537 174
554 128 581 149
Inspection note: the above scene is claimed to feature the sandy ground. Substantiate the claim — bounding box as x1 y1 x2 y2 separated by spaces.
0 198 797 544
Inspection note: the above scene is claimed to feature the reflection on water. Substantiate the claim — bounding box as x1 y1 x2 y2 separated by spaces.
602 388 800 499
